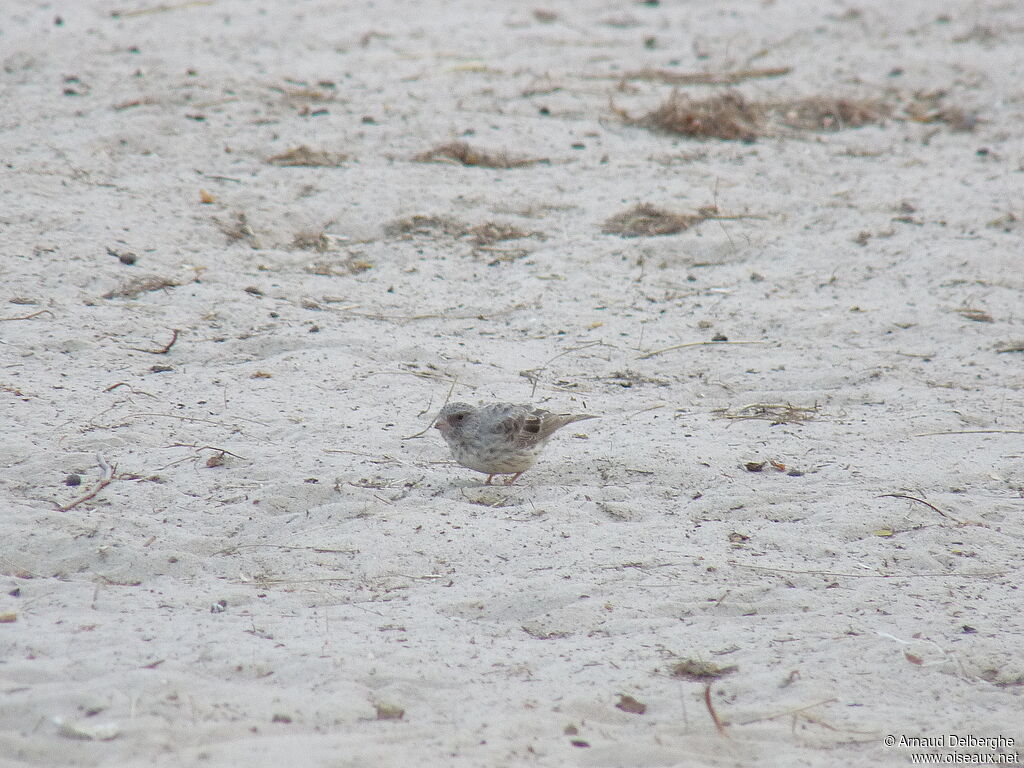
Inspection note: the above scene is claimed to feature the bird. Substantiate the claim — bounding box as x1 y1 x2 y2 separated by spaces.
434 401 597 485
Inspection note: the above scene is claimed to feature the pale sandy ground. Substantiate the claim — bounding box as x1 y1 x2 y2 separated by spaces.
2 1 1023 766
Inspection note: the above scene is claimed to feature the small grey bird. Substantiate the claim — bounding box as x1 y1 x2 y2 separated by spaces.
434 402 597 485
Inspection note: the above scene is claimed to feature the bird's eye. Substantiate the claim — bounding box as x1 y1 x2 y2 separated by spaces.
452 413 464 422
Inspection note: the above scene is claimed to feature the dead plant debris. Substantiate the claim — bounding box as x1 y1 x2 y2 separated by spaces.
102 275 180 299
671 659 738 681
622 89 973 140
987 212 1020 232
267 145 348 167
56 454 116 512
383 215 467 239
216 212 260 248
291 230 331 252
623 91 762 141
616 66 792 86
477 247 531 266
606 369 669 387
130 328 179 354
905 90 979 131
995 340 1024 354
304 257 372 276
383 215 544 247
601 203 749 237
705 684 729 737
374 703 404 721
270 82 336 105
520 623 571 640
714 403 820 424
615 694 647 715
774 97 889 131
468 221 543 246
602 203 701 236
1 308 51 321
956 307 994 323
413 141 544 168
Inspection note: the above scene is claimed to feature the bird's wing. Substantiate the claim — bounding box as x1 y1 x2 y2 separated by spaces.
473 404 538 447
478 404 596 448
493 406 594 448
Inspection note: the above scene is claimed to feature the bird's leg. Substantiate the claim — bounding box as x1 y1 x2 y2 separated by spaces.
484 474 494 485
505 472 523 486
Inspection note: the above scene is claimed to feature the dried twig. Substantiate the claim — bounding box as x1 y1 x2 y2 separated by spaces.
995 341 1024 354
0 308 52 321
729 561 1006 579
216 544 357 555
613 66 792 86
168 443 247 459
737 700 839 724
520 341 606 398
877 493 956 521
343 303 530 322
115 411 268 429
638 340 768 360
57 455 116 512
237 576 354 585
914 429 1024 436
131 329 179 354
624 404 666 420
111 0 213 18
102 382 156 397
704 684 728 737
402 377 458 439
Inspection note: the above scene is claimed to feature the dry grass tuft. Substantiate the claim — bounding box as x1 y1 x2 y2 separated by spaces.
904 91 979 132
670 659 738 681
383 214 468 239
268 146 348 167
774 97 890 131
102 275 180 299
629 91 763 141
987 212 1020 232
216 211 260 248
956 307 994 323
713 403 820 424
602 203 706 237
622 90 976 140
468 222 543 246
383 215 546 247
413 141 543 168
305 258 372 276
291 229 331 252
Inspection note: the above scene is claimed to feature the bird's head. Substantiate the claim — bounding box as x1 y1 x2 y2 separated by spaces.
434 402 475 437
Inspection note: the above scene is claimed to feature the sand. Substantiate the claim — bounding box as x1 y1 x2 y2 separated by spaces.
2 0 1023 765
